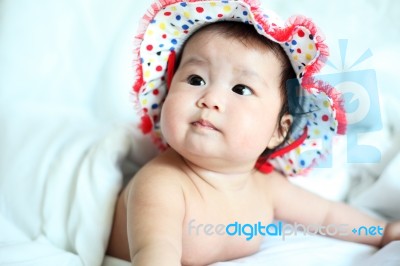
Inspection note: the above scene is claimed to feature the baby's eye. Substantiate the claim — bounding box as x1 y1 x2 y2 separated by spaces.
187 75 206 86
232 84 253 96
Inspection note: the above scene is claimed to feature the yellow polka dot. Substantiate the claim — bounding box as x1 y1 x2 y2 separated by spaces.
293 55 298 61
323 100 330 107
171 6 177 11
144 70 150 78
173 30 180 36
159 22 166 30
314 129 320 136
147 30 154 36
308 43 314 50
306 53 312 60
184 11 190 18
296 148 301 155
210 2 217 6
149 82 155 89
223 5 231 12
285 165 291 171
142 99 148 105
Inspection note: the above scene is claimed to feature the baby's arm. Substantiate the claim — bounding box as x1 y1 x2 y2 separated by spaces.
381 221 400 246
124 162 185 266
270 173 399 247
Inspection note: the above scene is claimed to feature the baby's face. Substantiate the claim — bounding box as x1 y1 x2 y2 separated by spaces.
160 30 285 170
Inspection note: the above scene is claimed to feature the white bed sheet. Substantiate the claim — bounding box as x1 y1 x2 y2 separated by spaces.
1 0 400 265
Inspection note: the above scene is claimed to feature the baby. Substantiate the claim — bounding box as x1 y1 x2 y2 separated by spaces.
107 1 400 265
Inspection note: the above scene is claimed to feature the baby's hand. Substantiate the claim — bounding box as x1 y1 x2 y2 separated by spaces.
381 221 400 247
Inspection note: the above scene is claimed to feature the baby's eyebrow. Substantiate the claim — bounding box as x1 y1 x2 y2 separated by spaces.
235 67 269 87
180 56 208 69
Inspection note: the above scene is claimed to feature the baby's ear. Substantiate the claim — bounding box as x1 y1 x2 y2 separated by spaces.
267 114 293 149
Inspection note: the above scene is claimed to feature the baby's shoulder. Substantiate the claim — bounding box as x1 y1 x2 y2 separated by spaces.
133 149 188 184
123 149 187 203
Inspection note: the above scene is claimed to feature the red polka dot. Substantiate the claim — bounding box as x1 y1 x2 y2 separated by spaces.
196 7 204 13
162 34 167 39
183 30 189 34
164 11 171 16
156 65 163 71
297 48 302 53
298 30 305 37
143 108 148 113
217 14 223 18
146 45 153 51
153 89 159 95
289 159 293 164
322 115 329 121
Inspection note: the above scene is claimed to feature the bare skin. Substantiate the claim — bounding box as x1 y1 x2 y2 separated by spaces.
107 148 399 265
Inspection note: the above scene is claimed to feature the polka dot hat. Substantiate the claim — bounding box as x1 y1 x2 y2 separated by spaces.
131 0 347 177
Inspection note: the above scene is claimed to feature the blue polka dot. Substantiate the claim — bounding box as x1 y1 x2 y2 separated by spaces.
206 16 212 20
180 2 187 7
151 103 159 109
188 20 194 25
159 44 164 48
285 42 289 46
300 160 306 166
140 58 144 63
169 47 175 52
150 19 156 24
171 39 178 45
324 135 329 141
256 24 262 30
176 15 181 20
292 40 297 45
182 24 189 30
243 11 248 16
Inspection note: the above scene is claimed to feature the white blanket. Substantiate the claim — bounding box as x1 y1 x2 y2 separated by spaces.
1 0 400 265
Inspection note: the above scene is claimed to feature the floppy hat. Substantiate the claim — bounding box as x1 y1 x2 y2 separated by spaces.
131 0 347 176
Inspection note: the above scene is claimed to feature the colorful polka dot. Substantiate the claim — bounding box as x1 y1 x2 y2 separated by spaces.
223 5 231 12
196 7 204 13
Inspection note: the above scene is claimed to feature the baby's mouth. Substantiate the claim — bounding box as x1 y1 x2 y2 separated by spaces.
191 119 219 131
